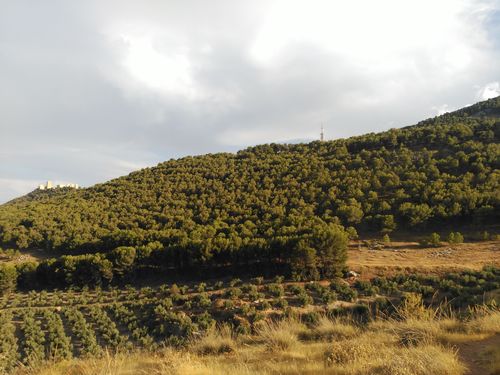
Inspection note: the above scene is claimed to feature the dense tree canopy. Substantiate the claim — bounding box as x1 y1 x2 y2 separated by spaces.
0 97 498 286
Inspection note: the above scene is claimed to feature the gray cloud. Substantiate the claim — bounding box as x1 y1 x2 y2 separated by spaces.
1 0 499 202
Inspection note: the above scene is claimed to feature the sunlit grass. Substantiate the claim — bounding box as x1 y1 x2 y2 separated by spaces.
21 304 500 375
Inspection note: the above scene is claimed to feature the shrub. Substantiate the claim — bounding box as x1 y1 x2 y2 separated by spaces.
273 298 288 309
354 280 378 296
226 287 243 299
252 277 264 285
170 284 181 297
196 282 206 292
0 312 19 372
330 280 358 302
21 309 45 366
154 311 195 338
233 317 252 336
447 232 464 244
301 311 321 326
288 285 306 295
193 311 215 331
397 293 435 321
297 293 313 307
266 283 284 297
258 300 272 311
419 233 441 247
305 282 324 293
194 293 211 308
241 283 255 293
346 226 359 240
248 288 263 301
320 290 338 304
273 275 285 284
229 278 241 287
0 264 17 296
351 304 371 323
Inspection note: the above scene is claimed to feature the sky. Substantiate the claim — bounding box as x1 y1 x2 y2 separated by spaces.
1 0 499 203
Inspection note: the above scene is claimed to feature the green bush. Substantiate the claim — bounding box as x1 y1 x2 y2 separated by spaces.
273 298 289 309
193 311 215 331
251 277 264 285
194 293 211 308
266 283 284 297
288 285 306 295
330 280 358 302
419 232 441 247
447 232 464 244
301 311 321 326
229 278 241 287
354 280 378 296
0 264 17 296
226 287 243 299
273 275 285 284
297 293 313 307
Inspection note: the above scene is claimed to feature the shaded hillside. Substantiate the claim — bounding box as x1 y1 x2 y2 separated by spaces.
0 98 498 272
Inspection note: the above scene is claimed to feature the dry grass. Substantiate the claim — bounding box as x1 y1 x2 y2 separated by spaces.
348 240 500 278
254 318 304 351
190 324 236 355
302 315 359 341
466 306 500 335
371 345 466 375
21 306 500 375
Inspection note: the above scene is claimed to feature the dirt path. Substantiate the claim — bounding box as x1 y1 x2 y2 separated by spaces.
457 333 500 375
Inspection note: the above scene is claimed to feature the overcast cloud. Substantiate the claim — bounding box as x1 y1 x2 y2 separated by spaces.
1 0 499 202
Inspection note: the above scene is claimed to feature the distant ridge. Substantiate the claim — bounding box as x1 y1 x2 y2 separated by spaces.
0 97 498 275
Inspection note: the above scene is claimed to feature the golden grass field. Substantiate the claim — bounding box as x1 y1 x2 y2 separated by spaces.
348 240 499 279
18 297 500 375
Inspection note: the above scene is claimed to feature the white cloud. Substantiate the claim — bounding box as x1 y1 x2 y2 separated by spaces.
476 81 500 100
1 0 499 203
120 35 199 100
432 104 453 116
0 178 40 202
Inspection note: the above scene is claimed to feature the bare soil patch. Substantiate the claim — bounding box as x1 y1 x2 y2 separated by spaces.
347 240 499 279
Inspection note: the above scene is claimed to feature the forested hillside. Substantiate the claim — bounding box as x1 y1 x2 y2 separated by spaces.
0 97 498 285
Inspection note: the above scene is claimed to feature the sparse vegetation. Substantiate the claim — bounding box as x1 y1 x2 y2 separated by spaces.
17 304 500 375
0 266 495 373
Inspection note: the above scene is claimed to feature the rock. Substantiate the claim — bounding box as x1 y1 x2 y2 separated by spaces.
346 270 360 278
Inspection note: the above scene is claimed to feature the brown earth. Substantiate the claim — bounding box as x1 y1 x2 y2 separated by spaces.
457 333 500 375
347 240 500 279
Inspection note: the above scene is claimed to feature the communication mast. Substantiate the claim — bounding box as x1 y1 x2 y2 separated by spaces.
320 125 324 142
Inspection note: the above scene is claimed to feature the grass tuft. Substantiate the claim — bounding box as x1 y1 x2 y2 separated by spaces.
255 318 304 351
191 324 237 355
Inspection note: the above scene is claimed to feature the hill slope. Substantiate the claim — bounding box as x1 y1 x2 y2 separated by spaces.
0 97 498 277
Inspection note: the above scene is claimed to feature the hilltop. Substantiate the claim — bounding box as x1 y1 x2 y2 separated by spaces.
0 97 498 286
0 98 499 375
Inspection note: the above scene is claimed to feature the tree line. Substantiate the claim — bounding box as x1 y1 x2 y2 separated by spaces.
0 219 348 292
0 97 498 289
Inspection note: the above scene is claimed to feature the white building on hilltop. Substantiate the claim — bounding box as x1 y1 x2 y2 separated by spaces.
38 180 79 190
